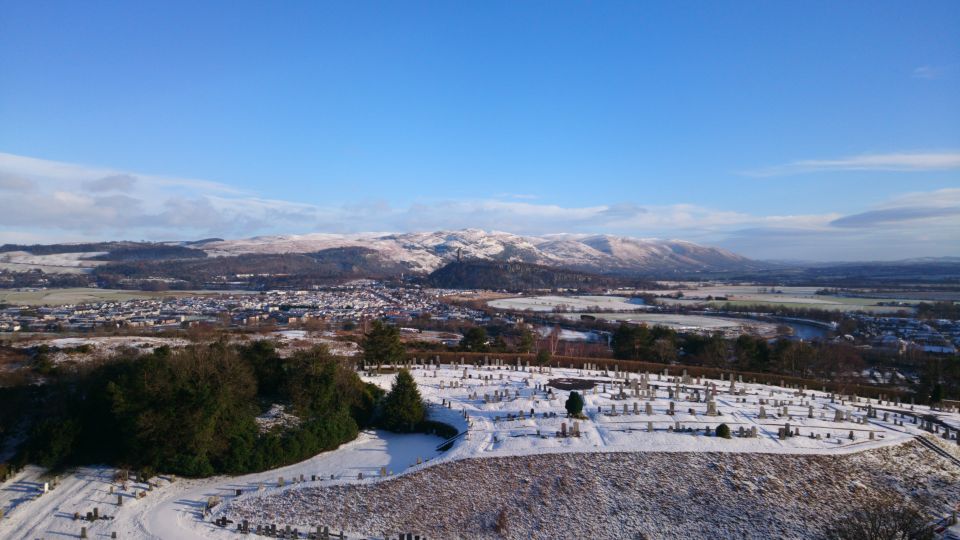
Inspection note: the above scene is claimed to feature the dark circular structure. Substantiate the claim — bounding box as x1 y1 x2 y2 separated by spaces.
547 378 598 391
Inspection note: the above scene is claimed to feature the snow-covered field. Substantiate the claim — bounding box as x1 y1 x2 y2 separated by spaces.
0 251 107 274
646 284 917 313
15 336 191 364
488 295 648 312
559 312 779 335
2 363 957 539
11 331 358 366
263 330 360 357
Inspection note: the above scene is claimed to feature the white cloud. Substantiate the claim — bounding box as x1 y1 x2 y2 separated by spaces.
744 152 960 177
0 152 956 261
83 174 138 192
0 172 33 191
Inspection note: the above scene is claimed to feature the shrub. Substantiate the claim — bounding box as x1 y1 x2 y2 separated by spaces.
716 423 731 439
565 391 584 416
825 495 933 540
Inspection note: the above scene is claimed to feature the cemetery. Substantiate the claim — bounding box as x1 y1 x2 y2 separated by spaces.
1 358 958 539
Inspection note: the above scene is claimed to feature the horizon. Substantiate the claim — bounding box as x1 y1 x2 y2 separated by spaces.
1 1 959 261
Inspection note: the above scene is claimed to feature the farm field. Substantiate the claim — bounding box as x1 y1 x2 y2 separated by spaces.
556 312 777 334
0 251 107 274
487 295 647 312
0 288 253 306
642 284 920 313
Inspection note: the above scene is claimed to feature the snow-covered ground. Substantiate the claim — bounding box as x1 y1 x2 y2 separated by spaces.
2 363 957 539
264 330 360 357
15 336 191 364
0 431 445 540
364 363 923 460
0 251 107 274
488 295 648 313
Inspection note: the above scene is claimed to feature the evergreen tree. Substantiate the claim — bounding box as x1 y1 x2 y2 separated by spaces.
460 327 489 352
517 328 536 353
362 320 405 368
565 391 584 416
931 384 943 405
379 369 425 432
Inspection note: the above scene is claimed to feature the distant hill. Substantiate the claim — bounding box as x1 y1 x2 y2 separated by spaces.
201 229 759 274
0 230 764 289
92 246 409 289
425 259 650 291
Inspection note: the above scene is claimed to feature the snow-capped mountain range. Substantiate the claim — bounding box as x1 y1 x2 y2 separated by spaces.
199 229 755 274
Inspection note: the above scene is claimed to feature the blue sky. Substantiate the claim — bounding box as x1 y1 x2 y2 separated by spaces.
0 1 958 260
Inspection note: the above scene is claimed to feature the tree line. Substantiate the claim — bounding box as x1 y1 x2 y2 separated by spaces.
1 340 421 477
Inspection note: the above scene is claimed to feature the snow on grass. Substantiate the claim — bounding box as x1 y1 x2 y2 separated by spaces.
264 330 360 357
0 251 107 274
556 312 778 335
0 430 446 540
488 295 648 313
224 441 960 540
15 336 190 364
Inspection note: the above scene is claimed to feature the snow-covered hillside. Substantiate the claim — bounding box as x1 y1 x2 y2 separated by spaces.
201 229 753 274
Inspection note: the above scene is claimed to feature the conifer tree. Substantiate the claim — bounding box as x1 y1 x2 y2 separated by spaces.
380 369 425 432
565 391 584 416
362 320 405 368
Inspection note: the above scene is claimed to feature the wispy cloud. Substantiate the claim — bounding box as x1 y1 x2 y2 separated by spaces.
830 206 960 228
494 193 540 200
912 64 953 80
830 187 960 228
744 151 960 177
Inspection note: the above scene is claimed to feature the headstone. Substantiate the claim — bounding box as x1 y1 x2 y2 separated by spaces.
707 401 718 416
